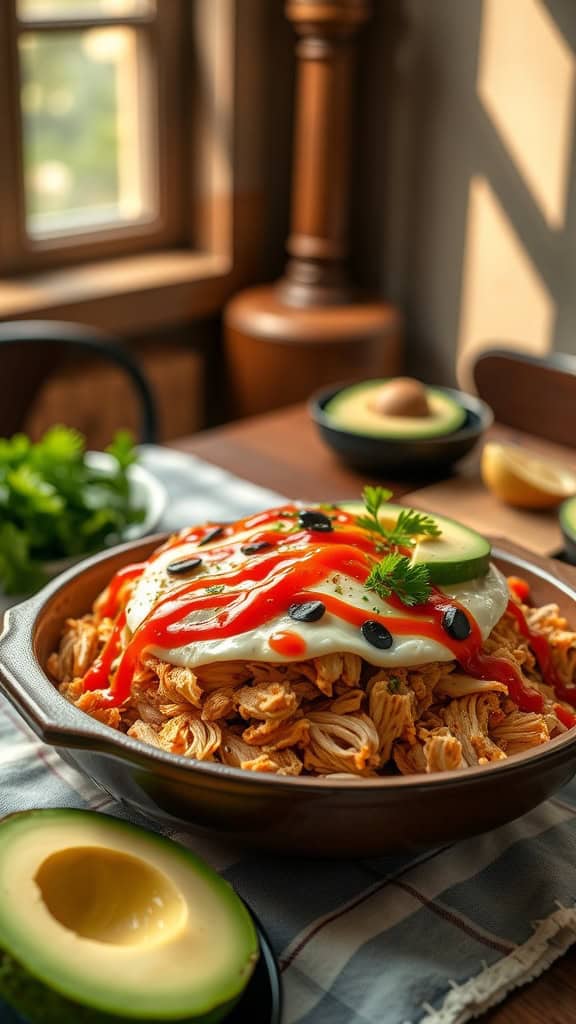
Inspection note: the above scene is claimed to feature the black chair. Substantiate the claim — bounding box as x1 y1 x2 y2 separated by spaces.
0 320 158 444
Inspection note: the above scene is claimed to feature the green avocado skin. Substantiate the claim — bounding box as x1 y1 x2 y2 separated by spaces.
0 952 236 1024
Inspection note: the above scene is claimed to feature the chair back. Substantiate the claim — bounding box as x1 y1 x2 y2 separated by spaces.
0 320 158 444
473 348 576 447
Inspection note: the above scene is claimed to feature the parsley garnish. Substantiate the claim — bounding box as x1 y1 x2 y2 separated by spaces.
365 552 431 606
357 486 441 549
384 508 441 546
0 426 144 594
355 486 394 540
206 584 226 595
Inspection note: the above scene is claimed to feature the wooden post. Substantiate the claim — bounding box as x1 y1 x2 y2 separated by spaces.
224 0 402 418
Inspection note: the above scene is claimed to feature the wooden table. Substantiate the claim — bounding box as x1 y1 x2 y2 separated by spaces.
174 402 576 1024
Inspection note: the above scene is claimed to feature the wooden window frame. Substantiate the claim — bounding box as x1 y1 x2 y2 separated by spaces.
0 0 187 273
0 0 268 334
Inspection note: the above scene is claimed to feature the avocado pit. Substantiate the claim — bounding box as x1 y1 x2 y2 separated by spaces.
368 377 430 418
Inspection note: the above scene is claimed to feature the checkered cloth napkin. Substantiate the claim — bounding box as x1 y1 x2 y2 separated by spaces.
2 445 576 1024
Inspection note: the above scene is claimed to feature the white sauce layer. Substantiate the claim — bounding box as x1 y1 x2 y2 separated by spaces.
125 520 509 670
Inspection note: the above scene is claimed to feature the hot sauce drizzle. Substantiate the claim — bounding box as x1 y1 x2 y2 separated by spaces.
97 563 146 620
269 631 307 657
506 598 576 712
82 610 127 692
81 505 568 716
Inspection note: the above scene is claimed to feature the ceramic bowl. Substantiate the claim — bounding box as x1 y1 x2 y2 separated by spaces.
1 536 576 857
310 383 493 475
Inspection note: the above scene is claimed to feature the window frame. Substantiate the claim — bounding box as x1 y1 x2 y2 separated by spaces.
0 0 273 337
0 0 187 273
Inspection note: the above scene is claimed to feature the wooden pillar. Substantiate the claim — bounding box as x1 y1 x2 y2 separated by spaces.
224 0 402 418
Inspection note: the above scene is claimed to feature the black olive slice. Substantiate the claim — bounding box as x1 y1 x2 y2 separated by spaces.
442 606 471 641
288 600 326 622
241 541 273 555
198 526 224 547
298 510 333 532
361 620 393 650
166 557 203 576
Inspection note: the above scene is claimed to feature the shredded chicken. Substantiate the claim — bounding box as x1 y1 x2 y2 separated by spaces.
304 712 380 775
157 714 222 760
236 680 298 722
439 694 507 766
52 583 576 777
490 709 549 755
368 682 415 764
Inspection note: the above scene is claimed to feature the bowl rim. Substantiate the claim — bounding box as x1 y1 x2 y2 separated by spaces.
1 534 575 793
308 381 494 444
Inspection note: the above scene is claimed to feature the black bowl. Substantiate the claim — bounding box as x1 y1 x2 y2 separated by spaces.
309 383 493 475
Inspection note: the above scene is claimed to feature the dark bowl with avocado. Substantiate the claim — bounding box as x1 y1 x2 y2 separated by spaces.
310 381 493 475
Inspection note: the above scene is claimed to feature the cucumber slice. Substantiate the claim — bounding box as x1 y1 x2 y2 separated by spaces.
340 502 491 584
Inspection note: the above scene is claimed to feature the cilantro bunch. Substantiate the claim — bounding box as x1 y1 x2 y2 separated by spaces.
0 427 145 594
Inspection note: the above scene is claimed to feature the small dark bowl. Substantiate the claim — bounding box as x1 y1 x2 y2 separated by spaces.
310 382 493 475
2 536 576 857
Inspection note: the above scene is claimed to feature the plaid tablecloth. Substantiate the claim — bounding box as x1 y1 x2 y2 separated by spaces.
2 445 576 1024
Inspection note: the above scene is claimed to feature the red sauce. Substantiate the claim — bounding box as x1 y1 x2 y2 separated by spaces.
555 703 576 729
97 563 145 620
81 504 570 718
507 576 531 604
459 649 543 713
82 611 126 692
269 631 307 657
506 598 576 709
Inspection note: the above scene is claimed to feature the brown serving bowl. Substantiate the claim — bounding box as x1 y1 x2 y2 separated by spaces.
2 535 576 858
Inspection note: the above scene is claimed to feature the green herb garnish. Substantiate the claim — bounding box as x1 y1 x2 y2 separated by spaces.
365 552 431 606
357 485 440 548
0 426 144 594
355 486 394 540
383 508 441 546
206 584 226 595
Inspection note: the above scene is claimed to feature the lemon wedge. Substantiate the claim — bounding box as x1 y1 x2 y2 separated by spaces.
481 443 576 509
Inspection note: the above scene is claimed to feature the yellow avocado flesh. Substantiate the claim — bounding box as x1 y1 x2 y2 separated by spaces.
325 381 466 438
0 810 258 1020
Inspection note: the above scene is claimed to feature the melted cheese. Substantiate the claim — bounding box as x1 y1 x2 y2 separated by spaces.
125 519 509 670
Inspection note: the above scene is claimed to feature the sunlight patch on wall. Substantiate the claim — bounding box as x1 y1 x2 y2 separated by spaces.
478 0 575 230
457 175 554 389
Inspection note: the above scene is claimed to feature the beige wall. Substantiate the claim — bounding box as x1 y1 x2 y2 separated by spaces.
350 0 576 386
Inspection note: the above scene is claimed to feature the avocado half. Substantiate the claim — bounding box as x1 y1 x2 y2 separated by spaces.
324 380 467 439
0 810 259 1024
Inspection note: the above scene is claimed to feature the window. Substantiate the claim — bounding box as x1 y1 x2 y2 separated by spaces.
0 0 186 271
